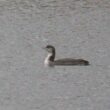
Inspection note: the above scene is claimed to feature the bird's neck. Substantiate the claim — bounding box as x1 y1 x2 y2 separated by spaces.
46 52 55 62
47 53 55 62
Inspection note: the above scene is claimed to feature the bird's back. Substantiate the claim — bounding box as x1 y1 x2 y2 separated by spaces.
54 58 89 66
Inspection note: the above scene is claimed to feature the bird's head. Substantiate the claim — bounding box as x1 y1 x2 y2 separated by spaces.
44 45 55 53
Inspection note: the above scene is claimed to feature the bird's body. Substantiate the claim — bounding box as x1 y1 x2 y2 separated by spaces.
54 58 89 66
44 45 89 67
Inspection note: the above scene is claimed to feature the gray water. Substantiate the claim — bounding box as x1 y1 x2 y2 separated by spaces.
0 0 110 110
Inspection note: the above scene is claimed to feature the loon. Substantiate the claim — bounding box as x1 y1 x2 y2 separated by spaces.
44 45 89 67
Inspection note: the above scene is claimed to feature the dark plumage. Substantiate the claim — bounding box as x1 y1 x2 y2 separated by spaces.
44 45 89 66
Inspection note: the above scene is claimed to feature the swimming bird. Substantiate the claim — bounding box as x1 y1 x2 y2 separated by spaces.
44 45 89 67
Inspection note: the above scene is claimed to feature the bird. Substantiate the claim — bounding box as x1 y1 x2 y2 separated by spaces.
44 45 89 67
